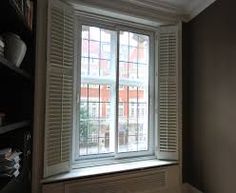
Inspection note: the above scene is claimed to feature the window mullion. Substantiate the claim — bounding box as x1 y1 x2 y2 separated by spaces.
114 30 120 156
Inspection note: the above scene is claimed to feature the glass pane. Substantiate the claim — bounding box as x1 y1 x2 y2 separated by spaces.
82 26 89 39
138 64 148 80
118 117 128 152
89 58 99 76
118 31 149 153
128 136 138 151
80 84 88 99
79 85 114 156
129 102 137 120
101 43 110 59
138 35 149 64
82 39 88 57
100 85 111 102
88 84 99 102
129 47 138 63
101 29 111 42
79 25 117 158
129 32 138 47
81 25 116 79
119 86 128 103
120 45 128 62
120 31 129 45
100 60 111 76
119 62 128 79
88 102 99 118
90 27 100 41
81 57 88 76
128 63 137 79
89 41 99 58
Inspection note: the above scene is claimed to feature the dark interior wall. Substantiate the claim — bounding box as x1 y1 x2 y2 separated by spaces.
183 0 236 192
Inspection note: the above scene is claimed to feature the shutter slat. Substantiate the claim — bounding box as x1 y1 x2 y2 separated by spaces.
157 26 179 161
44 0 74 178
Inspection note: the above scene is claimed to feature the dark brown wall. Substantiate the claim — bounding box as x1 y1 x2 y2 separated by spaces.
183 0 236 192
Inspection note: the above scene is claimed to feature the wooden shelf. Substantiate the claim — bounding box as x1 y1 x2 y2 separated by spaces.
0 56 31 80
0 121 30 135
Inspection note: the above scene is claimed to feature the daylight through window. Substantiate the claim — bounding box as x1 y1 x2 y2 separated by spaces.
76 25 151 161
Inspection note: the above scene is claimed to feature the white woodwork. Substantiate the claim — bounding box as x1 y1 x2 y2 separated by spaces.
42 165 181 193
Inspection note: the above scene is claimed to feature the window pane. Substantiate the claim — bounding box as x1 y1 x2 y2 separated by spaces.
90 27 100 41
120 31 129 45
119 62 128 79
129 47 138 63
101 43 110 60
128 63 138 79
81 57 88 76
82 26 89 39
118 31 149 153
81 25 116 79
89 58 99 76
82 39 88 57
119 86 128 103
79 83 114 156
101 29 111 42
89 41 99 58
79 25 117 158
78 26 150 159
118 117 128 152
120 45 128 62
100 59 111 76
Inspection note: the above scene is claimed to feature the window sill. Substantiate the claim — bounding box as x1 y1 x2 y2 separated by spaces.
42 159 177 184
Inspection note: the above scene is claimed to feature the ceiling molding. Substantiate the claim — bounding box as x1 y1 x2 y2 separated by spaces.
119 0 217 22
186 0 216 21
69 0 216 23
69 0 186 24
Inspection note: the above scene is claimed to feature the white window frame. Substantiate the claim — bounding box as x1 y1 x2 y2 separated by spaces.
73 15 156 167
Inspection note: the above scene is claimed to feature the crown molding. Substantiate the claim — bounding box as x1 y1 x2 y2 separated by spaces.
186 0 216 21
68 0 216 23
119 0 216 22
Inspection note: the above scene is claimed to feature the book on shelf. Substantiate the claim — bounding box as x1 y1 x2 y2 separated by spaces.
0 163 20 172
14 0 24 13
0 168 20 178
25 0 34 30
0 148 12 159
0 149 22 178
12 0 34 30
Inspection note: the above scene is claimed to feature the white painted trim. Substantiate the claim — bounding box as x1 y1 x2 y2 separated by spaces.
119 0 186 15
182 183 203 193
68 0 184 24
67 0 216 22
43 159 176 183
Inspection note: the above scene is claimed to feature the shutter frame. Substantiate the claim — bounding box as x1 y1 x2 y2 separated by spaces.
156 25 180 161
44 0 75 178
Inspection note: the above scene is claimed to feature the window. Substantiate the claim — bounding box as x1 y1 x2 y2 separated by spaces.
76 25 153 162
43 0 180 178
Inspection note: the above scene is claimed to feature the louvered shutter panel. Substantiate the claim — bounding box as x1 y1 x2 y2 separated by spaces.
157 26 180 161
44 0 75 177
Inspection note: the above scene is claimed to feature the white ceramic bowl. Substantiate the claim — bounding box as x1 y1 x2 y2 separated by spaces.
4 33 27 67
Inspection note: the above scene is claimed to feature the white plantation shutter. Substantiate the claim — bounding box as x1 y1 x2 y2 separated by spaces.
44 0 75 177
157 26 180 161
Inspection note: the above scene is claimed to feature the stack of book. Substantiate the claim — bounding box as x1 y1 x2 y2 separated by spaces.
0 148 22 178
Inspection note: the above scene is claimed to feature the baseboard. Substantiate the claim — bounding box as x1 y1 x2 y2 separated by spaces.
182 183 203 193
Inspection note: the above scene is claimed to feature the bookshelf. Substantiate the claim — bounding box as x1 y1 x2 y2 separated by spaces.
0 0 35 193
